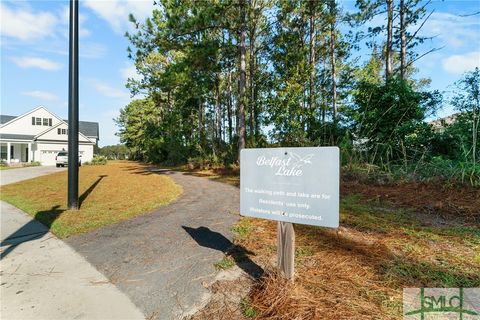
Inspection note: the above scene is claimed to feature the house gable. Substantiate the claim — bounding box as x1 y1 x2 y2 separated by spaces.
0 106 64 136
35 122 93 144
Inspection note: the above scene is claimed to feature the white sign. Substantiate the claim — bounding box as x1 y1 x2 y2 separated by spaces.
240 147 339 227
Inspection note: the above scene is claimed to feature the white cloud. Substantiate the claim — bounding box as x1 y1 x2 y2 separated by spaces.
121 64 142 81
12 56 62 71
420 12 480 49
0 3 58 41
90 79 129 99
442 51 480 75
22 90 59 101
80 43 107 59
84 0 153 33
35 42 107 59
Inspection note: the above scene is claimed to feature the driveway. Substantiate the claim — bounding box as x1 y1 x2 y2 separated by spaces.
67 170 254 320
0 166 65 186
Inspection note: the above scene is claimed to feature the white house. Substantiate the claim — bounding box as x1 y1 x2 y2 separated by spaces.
0 106 99 166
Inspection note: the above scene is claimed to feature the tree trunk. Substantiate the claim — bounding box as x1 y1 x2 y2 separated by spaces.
198 100 204 148
227 72 233 143
400 0 407 80
322 58 327 125
215 77 222 141
330 0 337 125
249 15 256 144
309 0 316 133
386 0 393 80
238 0 247 159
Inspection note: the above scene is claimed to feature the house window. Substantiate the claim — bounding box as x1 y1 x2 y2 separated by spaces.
35 117 42 125
43 118 49 126
0 146 6 160
62 129 67 135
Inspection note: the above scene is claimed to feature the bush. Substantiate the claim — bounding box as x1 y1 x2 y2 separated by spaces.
23 161 41 167
187 154 223 170
87 155 107 165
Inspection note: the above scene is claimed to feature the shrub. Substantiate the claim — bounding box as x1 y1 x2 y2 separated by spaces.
87 155 107 165
187 154 223 170
23 161 41 167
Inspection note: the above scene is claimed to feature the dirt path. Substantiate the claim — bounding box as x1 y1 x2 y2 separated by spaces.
67 169 240 320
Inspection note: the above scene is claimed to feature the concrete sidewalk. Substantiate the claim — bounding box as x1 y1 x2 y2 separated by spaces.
0 201 145 320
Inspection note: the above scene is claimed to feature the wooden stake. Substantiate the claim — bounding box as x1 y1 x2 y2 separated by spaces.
277 221 295 281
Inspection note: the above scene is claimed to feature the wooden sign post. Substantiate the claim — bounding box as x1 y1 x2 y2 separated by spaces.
240 147 339 282
277 221 295 281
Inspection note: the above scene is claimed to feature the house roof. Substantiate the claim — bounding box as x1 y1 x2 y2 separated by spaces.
0 114 99 138
0 115 16 124
0 133 36 140
68 120 99 138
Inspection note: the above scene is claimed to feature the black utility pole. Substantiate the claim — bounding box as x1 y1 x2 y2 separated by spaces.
68 0 79 209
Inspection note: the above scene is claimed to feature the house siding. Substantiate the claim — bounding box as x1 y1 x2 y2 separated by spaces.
0 106 98 166
0 108 62 136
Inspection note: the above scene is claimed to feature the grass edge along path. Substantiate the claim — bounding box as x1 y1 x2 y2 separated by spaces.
0 161 182 238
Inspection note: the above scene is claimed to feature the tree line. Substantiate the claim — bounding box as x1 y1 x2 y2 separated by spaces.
115 0 479 184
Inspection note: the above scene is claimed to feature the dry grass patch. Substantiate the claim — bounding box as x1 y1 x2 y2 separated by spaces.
175 165 479 319
192 192 479 319
0 161 182 238
237 196 479 319
170 165 240 187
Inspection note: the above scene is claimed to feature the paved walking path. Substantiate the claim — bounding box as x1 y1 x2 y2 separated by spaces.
0 201 145 320
67 170 241 320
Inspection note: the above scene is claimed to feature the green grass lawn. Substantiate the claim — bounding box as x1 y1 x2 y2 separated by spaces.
0 162 41 170
0 161 182 238
0 166 21 170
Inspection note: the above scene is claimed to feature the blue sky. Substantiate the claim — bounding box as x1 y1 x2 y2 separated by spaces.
1 0 479 147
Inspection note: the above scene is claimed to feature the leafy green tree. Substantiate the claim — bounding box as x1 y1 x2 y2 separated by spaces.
99 145 130 160
352 76 441 160
449 68 480 165
115 98 160 161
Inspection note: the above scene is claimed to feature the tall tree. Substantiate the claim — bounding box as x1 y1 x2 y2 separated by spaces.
329 0 338 123
308 0 317 124
399 0 406 79
385 0 393 79
238 0 247 157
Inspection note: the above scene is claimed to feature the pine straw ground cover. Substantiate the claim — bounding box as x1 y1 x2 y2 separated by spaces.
187 168 479 320
0 161 182 238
